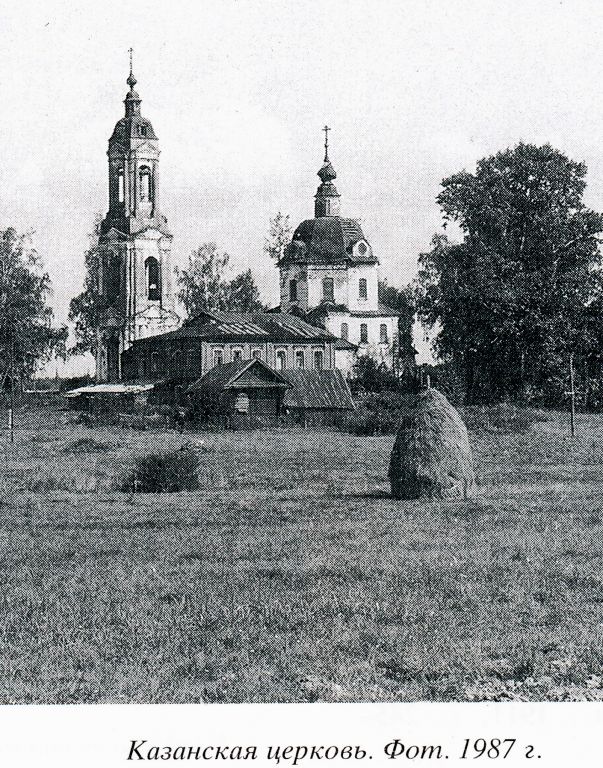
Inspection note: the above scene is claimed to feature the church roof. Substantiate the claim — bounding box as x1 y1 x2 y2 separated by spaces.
135 310 336 344
282 216 377 265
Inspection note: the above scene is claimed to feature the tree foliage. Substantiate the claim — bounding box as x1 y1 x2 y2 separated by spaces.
0 227 67 384
415 143 603 404
264 212 292 263
177 243 265 317
68 216 105 358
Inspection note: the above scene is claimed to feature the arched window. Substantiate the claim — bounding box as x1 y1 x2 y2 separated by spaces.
106 251 121 303
117 168 124 203
252 349 262 360
295 350 305 370
380 324 388 343
213 349 224 367
232 348 243 362
289 279 298 301
313 350 324 370
276 350 286 370
322 277 334 302
340 322 349 341
139 166 152 202
359 278 368 300
360 323 368 343
145 257 160 301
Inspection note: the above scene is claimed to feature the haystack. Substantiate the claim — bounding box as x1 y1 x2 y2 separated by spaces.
388 388 475 500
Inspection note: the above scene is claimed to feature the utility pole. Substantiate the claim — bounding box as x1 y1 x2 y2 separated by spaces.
568 353 576 438
8 336 14 443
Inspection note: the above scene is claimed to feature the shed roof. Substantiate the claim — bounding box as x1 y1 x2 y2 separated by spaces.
187 359 291 394
282 369 355 410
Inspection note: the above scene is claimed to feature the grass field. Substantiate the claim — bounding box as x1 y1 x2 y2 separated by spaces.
1 405 603 703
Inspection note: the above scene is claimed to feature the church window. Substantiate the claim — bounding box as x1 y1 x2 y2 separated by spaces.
213 349 224 367
276 350 286 370
341 322 349 340
322 277 334 302
139 166 152 202
358 241 368 256
145 257 160 301
289 279 298 301
106 252 121 302
313 350 324 370
117 168 124 203
360 323 368 343
359 278 368 300
380 324 388 343
295 350 305 369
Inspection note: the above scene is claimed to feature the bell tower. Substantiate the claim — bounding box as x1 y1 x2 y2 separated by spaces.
96 51 179 382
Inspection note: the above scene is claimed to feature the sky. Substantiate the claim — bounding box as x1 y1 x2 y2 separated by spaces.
2 0 603 373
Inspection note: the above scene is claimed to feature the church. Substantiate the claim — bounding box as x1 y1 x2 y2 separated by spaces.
92 60 403 389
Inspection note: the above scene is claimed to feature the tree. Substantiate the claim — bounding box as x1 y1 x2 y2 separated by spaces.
226 269 265 312
264 212 292 263
415 143 603 404
177 243 265 317
68 216 105 357
0 227 67 387
379 280 416 370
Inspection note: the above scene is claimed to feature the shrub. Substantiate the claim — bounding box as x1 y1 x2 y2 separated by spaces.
345 392 415 435
461 403 546 434
63 437 112 453
125 447 201 493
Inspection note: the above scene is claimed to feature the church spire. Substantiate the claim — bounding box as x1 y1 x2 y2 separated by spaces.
124 47 142 117
315 125 341 217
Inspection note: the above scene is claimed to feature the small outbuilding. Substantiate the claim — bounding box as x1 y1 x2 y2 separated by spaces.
282 369 355 427
187 359 291 428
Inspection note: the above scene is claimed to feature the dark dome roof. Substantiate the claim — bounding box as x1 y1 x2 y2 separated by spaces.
284 216 376 265
110 115 157 144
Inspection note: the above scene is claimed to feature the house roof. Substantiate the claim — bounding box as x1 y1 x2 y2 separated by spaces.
187 359 291 394
282 216 377 266
136 310 336 345
282 369 355 410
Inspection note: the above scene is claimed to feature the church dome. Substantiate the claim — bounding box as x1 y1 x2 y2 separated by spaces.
110 114 157 144
283 217 376 265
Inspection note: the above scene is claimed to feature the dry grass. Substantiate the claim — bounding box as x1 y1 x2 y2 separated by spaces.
1 406 603 702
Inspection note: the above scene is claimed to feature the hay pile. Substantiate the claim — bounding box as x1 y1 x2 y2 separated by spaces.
388 388 475 500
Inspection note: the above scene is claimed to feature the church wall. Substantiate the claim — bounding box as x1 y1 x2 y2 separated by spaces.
305 264 348 308
346 264 379 312
280 264 308 312
324 313 398 369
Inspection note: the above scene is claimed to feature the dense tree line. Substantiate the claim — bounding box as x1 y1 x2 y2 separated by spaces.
415 143 603 406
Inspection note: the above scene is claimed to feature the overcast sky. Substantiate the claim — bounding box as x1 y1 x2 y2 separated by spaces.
2 0 603 372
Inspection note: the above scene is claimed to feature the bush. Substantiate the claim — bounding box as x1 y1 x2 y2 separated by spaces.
345 392 415 435
461 403 547 434
125 447 201 493
63 437 112 453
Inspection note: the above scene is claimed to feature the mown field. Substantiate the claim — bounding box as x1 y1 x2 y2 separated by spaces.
1 405 603 703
